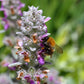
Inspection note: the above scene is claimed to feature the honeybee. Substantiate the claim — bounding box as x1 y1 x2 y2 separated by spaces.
41 36 63 57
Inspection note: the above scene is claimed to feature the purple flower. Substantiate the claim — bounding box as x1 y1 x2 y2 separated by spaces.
40 74 45 79
4 23 9 30
3 62 9 67
0 5 4 11
39 33 50 42
18 3 25 10
2 18 9 30
37 51 45 65
30 80 35 84
44 17 51 23
17 3 25 16
24 75 35 84
8 66 16 70
43 23 47 33
24 75 31 82
38 56 45 65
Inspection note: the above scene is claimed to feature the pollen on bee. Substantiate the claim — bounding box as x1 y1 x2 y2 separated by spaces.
47 37 56 47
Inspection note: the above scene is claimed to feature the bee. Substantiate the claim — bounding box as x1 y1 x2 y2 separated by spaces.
41 36 63 57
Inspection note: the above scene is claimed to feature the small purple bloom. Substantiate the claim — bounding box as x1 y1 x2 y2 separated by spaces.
0 5 4 11
40 43 44 47
37 51 45 65
3 63 9 67
19 11 23 16
30 80 35 84
38 56 45 65
24 75 31 82
2 18 9 30
40 74 45 79
43 23 47 33
39 33 50 42
8 66 16 70
4 11 7 18
18 3 25 9
17 3 25 16
4 24 9 30
24 75 35 84
44 17 51 23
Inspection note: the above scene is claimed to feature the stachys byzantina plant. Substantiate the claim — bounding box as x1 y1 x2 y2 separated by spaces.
0 0 25 69
0 0 25 84
9 6 63 84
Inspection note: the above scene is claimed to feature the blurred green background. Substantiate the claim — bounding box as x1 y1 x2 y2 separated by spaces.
0 0 84 84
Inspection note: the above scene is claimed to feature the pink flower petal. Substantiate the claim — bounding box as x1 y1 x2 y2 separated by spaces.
44 17 51 23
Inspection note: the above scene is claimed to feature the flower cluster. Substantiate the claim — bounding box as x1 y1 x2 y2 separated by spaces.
0 0 25 30
8 6 62 84
0 0 63 83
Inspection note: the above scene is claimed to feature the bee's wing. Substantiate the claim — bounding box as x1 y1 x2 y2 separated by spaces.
55 44 63 54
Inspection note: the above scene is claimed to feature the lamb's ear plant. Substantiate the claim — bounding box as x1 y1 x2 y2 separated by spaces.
0 0 25 84
8 6 63 84
0 0 63 84
0 0 25 65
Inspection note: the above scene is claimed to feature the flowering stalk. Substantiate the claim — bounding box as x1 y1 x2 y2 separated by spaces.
8 6 62 84
0 0 25 83
0 0 25 62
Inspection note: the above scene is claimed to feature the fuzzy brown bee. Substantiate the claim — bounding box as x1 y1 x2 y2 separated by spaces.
41 36 63 57
47 37 63 54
